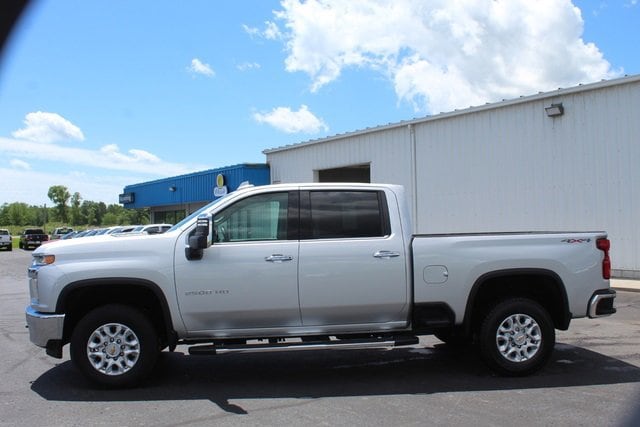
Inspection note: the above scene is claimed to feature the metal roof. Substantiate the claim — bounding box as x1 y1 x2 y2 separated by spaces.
263 74 640 154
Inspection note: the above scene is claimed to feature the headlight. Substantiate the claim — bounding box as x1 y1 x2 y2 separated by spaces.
32 254 55 267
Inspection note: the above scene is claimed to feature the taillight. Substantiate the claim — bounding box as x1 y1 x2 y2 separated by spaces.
596 238 611 279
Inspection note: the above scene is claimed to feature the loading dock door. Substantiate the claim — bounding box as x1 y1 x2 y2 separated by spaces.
317 164 370 183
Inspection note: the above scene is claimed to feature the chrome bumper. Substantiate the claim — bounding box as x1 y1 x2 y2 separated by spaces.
588 289 617 318
25 306 65 348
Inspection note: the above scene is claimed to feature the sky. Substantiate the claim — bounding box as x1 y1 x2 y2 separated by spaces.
0 0 638 206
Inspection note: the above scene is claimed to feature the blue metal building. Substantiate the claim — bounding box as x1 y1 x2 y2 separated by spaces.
119 163 270 223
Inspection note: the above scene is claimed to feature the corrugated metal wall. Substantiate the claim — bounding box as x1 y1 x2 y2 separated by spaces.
266 76 640 277
122 164 270 209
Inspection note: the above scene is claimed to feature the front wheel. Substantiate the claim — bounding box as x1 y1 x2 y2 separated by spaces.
479 298 555 376
70 304 159 388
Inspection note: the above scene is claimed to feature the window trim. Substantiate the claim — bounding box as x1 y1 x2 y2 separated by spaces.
212 191 297 243
299 190 390 240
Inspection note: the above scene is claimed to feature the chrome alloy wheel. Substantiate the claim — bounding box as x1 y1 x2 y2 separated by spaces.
86 323 140 376
495 313 542 362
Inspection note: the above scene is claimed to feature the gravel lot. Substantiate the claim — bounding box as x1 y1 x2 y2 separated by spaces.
1 248 640 426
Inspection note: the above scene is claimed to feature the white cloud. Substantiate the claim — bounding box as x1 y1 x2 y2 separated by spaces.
270 0 619 113
10 159 31 170
242 24 261 38
187 58 215 77
0 167 138 206
243 21 282 40
12 111 85 143
237 62 261 71
0 137 207 177
253 105 328 134
263 21 282 40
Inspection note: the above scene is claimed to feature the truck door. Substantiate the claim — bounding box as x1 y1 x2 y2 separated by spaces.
297 189 408 327
174 191 301 332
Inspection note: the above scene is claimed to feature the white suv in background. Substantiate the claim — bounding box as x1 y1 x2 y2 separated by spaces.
0 229 12 251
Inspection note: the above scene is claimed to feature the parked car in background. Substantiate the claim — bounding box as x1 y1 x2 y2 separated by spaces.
50 227 74 240
133 223 173 234
19 228 48 249
0 229 12 251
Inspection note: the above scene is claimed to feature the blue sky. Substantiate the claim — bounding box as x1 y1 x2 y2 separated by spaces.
0 0 638 206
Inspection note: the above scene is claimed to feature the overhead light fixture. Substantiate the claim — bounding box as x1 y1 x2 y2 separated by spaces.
168 186 176 192
545 103 564 117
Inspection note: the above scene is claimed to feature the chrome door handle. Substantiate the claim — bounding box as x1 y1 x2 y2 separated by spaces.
373 250 400 259
265 254 294 263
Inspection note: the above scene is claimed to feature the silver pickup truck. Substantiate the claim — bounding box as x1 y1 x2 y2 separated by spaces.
25 183 616 387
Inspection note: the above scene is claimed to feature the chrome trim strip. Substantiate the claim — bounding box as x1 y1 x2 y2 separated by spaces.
213 340 398 355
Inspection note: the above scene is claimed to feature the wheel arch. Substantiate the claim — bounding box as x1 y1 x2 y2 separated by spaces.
463 268 571 335
57 278 177 349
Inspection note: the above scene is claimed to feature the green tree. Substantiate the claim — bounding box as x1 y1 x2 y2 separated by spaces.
70 192 82 226
47 185 71 223
7 203 30 226
102 212 119 225
0 203 9 225
80 201 98 226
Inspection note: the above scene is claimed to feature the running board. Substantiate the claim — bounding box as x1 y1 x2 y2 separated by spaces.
188 336 419 356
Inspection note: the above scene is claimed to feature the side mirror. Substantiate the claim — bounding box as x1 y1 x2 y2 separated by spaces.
186 214 212 260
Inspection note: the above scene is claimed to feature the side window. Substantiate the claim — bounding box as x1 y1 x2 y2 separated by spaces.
214 192 288 243
308 191 388 239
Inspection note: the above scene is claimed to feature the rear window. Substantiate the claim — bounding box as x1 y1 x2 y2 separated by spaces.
0 230 9 235
25 229 45 234
306 191 388 239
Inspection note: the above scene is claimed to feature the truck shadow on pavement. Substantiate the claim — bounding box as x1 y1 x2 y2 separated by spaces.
31 342 640 415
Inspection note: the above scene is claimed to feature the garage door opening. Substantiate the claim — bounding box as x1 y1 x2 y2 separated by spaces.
316 164 370 183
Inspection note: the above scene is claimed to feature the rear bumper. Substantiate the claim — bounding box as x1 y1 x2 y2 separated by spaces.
588 289 617 318
25 306 65 348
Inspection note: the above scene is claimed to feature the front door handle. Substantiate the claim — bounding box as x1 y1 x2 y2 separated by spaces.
373 250 400 259
265 254 294 263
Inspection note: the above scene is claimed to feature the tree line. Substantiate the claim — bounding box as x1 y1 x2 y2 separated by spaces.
0 185 149 228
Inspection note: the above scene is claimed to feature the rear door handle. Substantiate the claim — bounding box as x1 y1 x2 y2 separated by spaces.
265 254 294 263
373 250 400 259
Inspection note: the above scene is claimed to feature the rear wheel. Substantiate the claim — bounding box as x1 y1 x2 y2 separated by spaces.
70 304 159 388
479 298 555 376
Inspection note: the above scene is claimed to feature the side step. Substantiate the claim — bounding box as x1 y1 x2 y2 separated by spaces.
188 336 419 356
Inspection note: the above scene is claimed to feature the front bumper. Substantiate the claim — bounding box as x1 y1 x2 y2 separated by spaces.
25 306 65 349
588 289 617 318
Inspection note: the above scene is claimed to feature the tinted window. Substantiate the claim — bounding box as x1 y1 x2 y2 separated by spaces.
214 192 288 242
308 191 386 239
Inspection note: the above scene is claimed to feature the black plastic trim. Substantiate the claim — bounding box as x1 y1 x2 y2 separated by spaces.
463 268 571 332
412 302 455 332
56 277 176 346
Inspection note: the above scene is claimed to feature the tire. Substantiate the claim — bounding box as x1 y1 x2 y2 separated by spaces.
70 304 159 388
479 298 555 376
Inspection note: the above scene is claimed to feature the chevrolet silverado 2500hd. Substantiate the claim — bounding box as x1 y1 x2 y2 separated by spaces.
25 183 616 387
